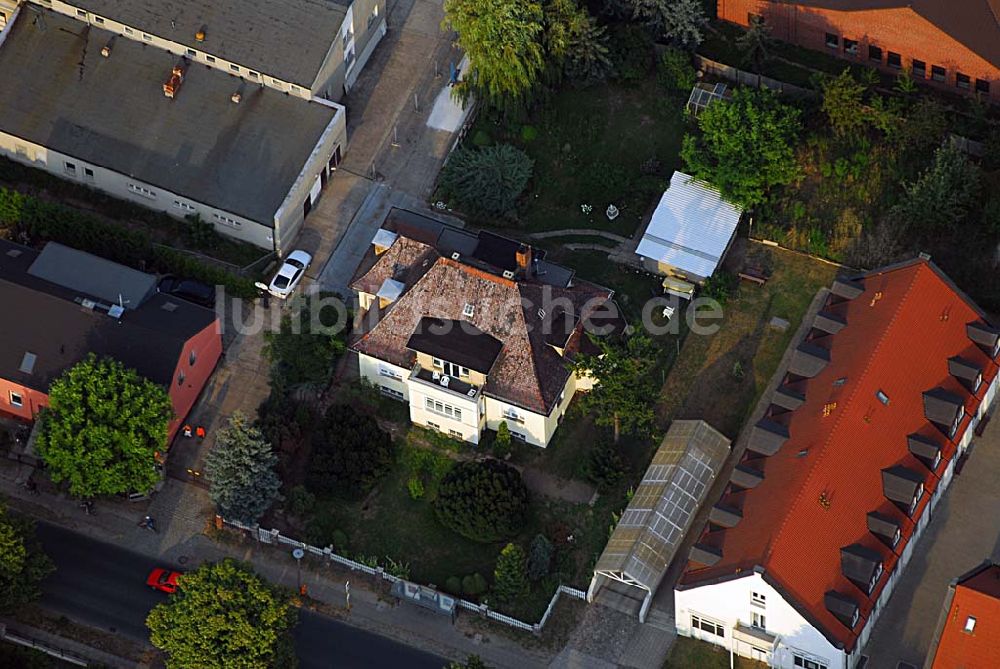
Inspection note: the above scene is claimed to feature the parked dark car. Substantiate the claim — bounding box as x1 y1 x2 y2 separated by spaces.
157 275 216 308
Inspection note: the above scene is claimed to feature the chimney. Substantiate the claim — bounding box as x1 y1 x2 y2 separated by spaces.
163 64 185 99
195 26 207 42
515 245 533 278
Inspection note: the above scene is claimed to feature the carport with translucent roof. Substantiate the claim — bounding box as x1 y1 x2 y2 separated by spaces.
587 420 730 622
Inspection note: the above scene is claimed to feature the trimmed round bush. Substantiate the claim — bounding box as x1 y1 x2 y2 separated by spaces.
434 460 528 543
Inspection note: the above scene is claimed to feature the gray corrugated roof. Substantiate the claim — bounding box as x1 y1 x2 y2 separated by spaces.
68 0 349 87
0 9 337 224
28 243 157 310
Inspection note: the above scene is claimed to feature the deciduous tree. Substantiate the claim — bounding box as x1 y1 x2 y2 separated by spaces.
892 145 981 233
263 294 347 392
572 333 658 443
544 0 612 85
206 412 282 524
306 404 394 499
819 70 868 138
146 559 297 669
35 355 173 498
444 0 545 111
681 88 802 207
0 507 52 613
737 15 774 72
435 460 528 542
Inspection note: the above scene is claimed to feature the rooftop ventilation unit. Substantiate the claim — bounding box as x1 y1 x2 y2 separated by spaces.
466 389 476 397
502 270 515 280
451 252 461 261
108 304 125 319
80 298 96 310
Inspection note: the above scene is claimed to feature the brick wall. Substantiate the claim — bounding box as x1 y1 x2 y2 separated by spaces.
717 0 1000 102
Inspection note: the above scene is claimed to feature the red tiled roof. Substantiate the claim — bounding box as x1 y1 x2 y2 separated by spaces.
930 563 1000 668
350 248 611 414
679 259 1000 651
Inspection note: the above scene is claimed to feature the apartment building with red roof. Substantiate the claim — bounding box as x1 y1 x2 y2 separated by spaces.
674 258 1000 669
925 560 1000 669
717 0 1000 103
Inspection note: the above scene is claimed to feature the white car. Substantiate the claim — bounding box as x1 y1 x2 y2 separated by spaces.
266 250 312 299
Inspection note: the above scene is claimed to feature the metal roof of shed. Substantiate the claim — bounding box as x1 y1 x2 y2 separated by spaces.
28 243 157 310
593 420 730 595
635 171 743 279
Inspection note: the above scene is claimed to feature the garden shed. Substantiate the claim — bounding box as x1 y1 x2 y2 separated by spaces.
635 171 743 284
587 420 730 622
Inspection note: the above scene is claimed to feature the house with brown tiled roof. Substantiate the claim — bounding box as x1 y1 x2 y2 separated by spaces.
673 258 1000 669
348 209 616 447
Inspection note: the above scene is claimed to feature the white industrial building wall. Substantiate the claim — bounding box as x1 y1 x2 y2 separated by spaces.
0 131 274 249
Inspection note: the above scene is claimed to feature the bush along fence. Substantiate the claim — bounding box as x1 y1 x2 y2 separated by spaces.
0 186 258 297
693 54 817 99
218 516 587 635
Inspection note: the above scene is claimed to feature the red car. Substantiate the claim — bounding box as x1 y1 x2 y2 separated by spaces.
146 568 181 594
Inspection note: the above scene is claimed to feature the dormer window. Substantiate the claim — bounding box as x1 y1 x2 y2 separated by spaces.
891 526 901 548
949 409 964 439
973 372 983 393
909 483 924 515
463 303 475 318
868 561 884 594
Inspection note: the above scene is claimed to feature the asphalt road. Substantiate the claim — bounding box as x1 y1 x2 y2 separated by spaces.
33 522 446 669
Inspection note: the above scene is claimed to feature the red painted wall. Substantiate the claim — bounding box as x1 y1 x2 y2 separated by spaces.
166 319 223 442
717 1 1000 101
0 318 221 444
0 378 48 422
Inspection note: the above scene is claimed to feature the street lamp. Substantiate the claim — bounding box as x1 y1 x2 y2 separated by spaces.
292 548 304 593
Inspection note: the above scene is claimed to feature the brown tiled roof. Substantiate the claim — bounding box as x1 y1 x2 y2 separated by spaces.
351 253 611 414
349 236 440 298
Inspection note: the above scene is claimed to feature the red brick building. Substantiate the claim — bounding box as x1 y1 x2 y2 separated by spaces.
926 560 1000 668
0 240 222 442
717 0 1000 102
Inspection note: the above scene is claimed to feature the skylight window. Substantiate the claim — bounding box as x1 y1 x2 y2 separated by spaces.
965 616 977 633
463 303 475 318
876 390 890 405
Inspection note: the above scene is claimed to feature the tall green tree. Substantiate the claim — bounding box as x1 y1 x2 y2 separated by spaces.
492 543 529 607
737 15 774 72
146 559 297 669
444 0 545 111
622 0 706 47
681 88 802 207
819 70 868 138
0 506 53 613
206 412 282 524
543 0 612 85
892 145 981 233
572 333 658 443
435 460 529 542
263 293 347 391
36 355 173 498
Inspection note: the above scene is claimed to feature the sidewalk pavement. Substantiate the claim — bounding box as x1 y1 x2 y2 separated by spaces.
0 458 554 669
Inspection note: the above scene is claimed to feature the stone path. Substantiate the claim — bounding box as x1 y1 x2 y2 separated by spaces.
527 228 629 244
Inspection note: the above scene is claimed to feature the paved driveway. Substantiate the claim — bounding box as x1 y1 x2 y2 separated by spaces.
862 414 1000 666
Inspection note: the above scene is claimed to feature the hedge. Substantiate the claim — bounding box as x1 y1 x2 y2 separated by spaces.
0 186 256 297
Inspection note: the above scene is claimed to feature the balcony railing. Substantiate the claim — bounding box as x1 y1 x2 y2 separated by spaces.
410 364 480 401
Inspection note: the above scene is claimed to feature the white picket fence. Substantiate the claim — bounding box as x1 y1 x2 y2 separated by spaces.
220 517 587 634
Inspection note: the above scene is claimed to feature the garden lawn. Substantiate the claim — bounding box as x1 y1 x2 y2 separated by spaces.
656 244 838 438
471 77 687 237
664 636 767 669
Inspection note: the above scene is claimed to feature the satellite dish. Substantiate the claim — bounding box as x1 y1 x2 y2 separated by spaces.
292 548 305 560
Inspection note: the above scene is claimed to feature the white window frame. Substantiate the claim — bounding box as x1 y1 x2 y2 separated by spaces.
909 483 924 515
751 611 766 630
793 655 828 669
123 26 134 35
380 385 404 401
142 32 152 42
690 613 725 638
378 365 402 381
965 616 977 633
64 161 77 176
502 407 524 424
867 562 883 594
463 303 475 317
9 391 23 408
127 183 156 199
425 397 462 422
751 591 766 607
212 213 242 228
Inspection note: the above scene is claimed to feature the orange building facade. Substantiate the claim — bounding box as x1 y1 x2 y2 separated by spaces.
717 0 1000 103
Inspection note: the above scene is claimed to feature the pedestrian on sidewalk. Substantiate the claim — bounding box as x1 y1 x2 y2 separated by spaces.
139 515 158 533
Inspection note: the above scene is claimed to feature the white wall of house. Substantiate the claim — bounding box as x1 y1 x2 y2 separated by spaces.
484 372 578 447
358 352 409 402
408 379 483 444
675 572 846 669
0 131 276 248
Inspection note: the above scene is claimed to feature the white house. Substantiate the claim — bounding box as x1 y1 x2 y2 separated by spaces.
349 209 619 448
675 258 1000 669
635 171 743 285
